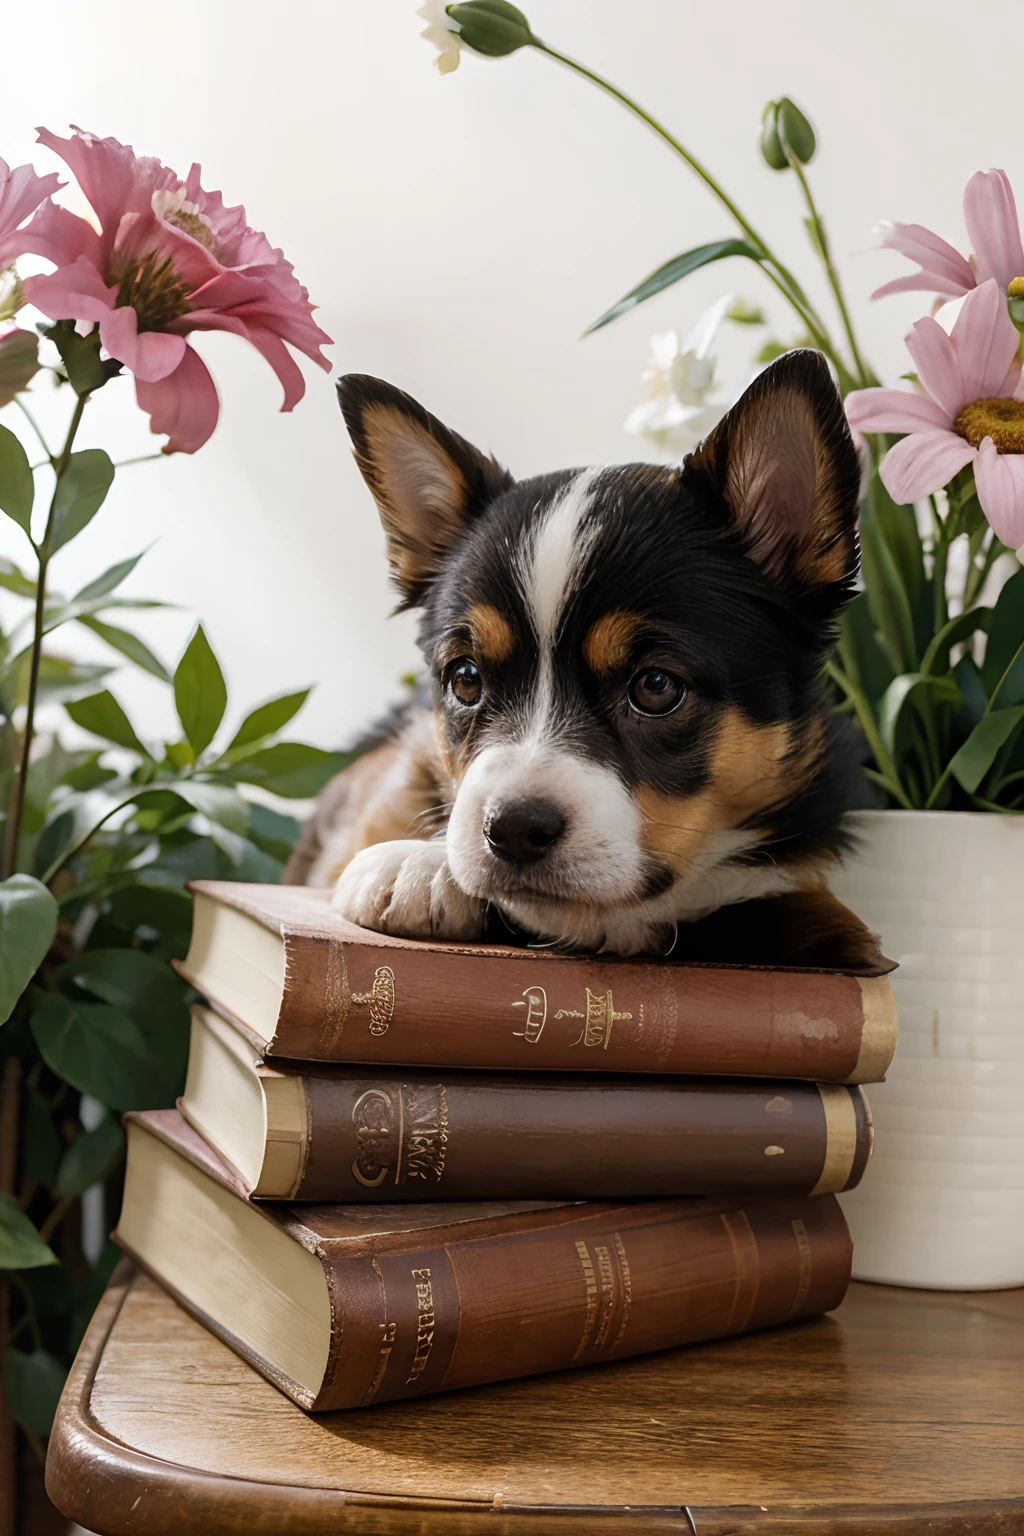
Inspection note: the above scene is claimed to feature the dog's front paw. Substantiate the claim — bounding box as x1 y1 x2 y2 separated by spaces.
331 839 486 942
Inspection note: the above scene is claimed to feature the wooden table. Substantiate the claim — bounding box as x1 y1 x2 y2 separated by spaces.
47 1263 1024 1535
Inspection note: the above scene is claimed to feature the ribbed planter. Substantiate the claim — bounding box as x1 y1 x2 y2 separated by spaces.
829 809 1024 1290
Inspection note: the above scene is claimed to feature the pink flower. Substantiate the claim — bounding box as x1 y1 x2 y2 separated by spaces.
873 169 1024 302
0 156 62 267
846 280 1024 549
19 128 331 452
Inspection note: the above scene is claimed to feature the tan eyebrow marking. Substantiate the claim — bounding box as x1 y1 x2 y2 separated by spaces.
466 602 515 664
584 610 642 675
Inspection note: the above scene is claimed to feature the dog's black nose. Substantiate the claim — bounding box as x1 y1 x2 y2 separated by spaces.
484 799 566 864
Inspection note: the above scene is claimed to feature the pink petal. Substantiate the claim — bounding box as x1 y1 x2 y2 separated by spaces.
135 343 219 454
13 201 103 269
874 220 976 297
905 316 966 418
880 430 977 504
113 210 219 291
98 307 186 382
35 126 179 256
22 257 117 323
243 324 306 410
845 386 950 435
950 278 1021 403
871 271 974 302
964 170 1024 289
973 436 1024 548
0 162 62 255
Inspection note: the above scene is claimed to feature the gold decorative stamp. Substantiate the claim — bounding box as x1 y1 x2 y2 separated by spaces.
351 965 396 1036
511 985 548 1042
555 987 633 1049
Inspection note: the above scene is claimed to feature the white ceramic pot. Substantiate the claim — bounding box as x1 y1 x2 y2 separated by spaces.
829 809 1024 1290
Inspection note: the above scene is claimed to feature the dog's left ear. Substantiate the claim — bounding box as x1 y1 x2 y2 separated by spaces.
337 375 513 610
684 348 861 592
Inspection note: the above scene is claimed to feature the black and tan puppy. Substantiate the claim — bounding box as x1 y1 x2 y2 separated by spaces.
287 350 881 968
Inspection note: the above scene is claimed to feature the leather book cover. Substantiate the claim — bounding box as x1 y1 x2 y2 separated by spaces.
179 881 897 1083
118 1109 854 1413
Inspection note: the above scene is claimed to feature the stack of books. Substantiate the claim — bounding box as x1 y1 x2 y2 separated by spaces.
114 880 896 1412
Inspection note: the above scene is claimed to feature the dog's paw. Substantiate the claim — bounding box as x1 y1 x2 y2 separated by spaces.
331 839 487 942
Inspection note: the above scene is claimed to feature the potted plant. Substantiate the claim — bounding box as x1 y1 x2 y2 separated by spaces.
423 1 1024 1288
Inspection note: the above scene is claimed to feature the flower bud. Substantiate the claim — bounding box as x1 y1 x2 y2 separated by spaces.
1007 293 1024 334
446 0 534 56
760 98 816 170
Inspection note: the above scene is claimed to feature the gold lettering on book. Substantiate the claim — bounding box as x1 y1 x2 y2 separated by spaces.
555 988 634 1049
788 1218 813 1317
511 986 548 1042
592 1244 617 1351
350 965 396 1036
352 1084 448 1188
360 1319 397 1406
611 1233 632 1348
573 1239 600 1359
406 1267 436 1384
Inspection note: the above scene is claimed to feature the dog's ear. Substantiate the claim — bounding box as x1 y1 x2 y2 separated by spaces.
337 375 513 609
684 349 861 593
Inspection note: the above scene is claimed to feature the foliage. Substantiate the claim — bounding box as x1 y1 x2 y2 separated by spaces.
448 2 1023 810
0 307 346 1471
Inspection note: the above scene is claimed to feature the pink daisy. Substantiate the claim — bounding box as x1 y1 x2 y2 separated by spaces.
874 168 1024 302
845 279 1024 549
17 127 331 453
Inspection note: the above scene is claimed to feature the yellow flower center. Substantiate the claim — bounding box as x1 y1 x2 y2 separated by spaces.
165 208 216 253
953 396 1024 453
1007 277 1024 297
113 250 192 331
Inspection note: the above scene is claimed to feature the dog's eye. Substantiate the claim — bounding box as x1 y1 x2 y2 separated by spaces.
627 669 686 717
448 658 483 707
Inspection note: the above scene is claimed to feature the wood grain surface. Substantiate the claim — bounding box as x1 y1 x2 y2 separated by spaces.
46 1264 1024 1535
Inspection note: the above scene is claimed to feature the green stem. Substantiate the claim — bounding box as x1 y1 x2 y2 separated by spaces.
825 659 913 809
964 531 1004 611
531 41 839 362
788 157 873 388
1 395 88 879
40 790 143 886
930 495 949 634
13 396 54 462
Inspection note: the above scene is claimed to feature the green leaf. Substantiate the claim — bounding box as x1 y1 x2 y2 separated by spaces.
63 752 119 792
170 781 250 835
77 615 170 682
21 1087 62 1188
860 510 918 673
225 689 310 755
0 875 59 1025
879 672 960 756
248 803 300 863
174 625 226 757
586 239 762 333
58 948 191 1091
46 321 110 396
954 653 988 733
949 705 1024 794
34 658 115 708
103 884 193 959
49 449 115 554
870 470 926 615
64 690 148 755
982 568 1024 692
0 556 36 597
921 607 992 677
56 1115 125 1196
0 422 35 536
4 1347 66 1436
0 1192 57 1268
223 743 352 799
73 549 149 603
837 592 895 704
31 992 174 1111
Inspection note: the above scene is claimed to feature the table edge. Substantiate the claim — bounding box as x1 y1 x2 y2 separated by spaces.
45 1264 1024 1536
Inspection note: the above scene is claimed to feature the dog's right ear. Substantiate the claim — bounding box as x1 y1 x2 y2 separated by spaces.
337 375 513 609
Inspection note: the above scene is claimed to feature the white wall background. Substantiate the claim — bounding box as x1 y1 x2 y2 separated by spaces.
1 0 1018 749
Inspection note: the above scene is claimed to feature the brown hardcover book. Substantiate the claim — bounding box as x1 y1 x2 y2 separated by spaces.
182 1003 873 1201
114 1109 854 1412
176 882 897 1083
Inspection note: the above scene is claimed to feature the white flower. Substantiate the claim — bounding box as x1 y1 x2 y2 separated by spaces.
624 295 735 460
418 0 463 74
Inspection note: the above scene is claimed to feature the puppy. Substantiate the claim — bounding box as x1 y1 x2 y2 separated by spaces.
286 349 882 968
